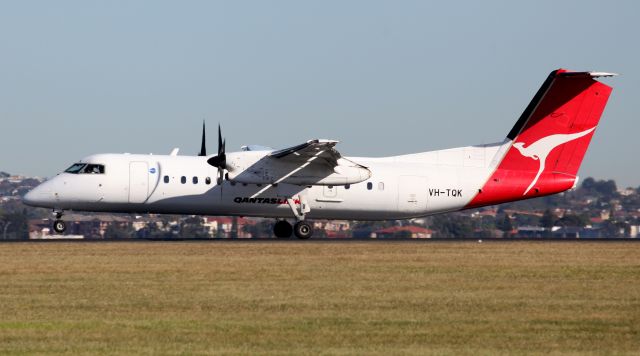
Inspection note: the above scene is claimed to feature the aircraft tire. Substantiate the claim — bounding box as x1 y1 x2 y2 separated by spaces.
53 220 66 234
273 220 292 238
294 221 313 239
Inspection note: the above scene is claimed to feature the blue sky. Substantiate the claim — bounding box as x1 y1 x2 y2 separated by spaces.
1 1 638 186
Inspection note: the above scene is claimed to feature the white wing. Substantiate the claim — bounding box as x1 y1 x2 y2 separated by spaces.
230 139 370 186
270 139 343 167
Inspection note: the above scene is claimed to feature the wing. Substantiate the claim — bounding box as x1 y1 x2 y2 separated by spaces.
270 139 342 167
227 139 371 186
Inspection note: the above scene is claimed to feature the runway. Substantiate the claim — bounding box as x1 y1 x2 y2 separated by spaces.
2 237 639 243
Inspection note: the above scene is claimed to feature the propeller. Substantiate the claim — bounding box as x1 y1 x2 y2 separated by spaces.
207 124 227 185
198 121 206 156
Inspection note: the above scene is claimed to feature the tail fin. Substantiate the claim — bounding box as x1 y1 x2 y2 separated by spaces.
467 69 615 208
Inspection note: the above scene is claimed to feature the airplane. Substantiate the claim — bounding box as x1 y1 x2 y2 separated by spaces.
23 69 615 239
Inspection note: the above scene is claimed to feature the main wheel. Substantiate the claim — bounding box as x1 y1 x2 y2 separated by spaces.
273 220 293 238
53 220 66 234
294 221 313 239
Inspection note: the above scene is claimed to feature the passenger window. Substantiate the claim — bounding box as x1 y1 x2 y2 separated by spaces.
378 182 384 190
205 177 211 185
193 176 198 184
181 176 186 184
367 182 373 190
164 175 169 183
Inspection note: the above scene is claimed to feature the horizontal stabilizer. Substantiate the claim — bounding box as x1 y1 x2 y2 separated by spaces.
558 71 618 78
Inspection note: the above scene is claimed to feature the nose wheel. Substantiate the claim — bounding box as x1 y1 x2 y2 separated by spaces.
53 220 67 234
52 210 66 234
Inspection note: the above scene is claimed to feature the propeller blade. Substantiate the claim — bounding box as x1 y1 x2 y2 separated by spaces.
198 121 206 156
207 124 227 168
209 123 227 190
218 124 223 155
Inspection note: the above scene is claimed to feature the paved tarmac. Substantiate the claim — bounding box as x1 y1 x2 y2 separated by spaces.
1 237 639 243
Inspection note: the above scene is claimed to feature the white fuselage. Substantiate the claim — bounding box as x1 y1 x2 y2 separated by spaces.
23 69 614 226
23 141 510 220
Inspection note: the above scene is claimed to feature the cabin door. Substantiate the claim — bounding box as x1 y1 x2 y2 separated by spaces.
129 162 149 203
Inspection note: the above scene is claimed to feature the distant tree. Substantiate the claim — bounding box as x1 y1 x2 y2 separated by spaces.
480 215 496 230
215 225 225 238
104 223 134 239
598 180 618 196
138 221 172 239
230 217 238 238
0 210 28 239
556 214 588 228
600 220 623 238
540 209 556 229
581 177 618 197
430 214 474 238
496 214 513 237
514 214 540 227
180 216 210 238
582 177 596 190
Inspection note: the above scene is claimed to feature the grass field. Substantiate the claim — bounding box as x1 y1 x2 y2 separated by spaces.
0 241 639 355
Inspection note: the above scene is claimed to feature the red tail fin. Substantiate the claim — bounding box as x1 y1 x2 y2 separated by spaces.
467 69 614 209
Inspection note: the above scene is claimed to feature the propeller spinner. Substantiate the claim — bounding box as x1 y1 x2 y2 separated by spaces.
207 124 227 185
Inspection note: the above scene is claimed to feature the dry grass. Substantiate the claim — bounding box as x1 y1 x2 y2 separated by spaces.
0 241 639 355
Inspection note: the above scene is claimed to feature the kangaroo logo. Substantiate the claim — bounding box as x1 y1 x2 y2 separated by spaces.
512 127 596 195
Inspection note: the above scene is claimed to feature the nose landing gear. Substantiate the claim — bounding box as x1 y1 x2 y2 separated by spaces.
52 211 66 234
53 220 66 234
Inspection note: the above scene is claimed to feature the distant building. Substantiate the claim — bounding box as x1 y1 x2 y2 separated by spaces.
516 226 547 238
372 225 433 239
204 217 256 238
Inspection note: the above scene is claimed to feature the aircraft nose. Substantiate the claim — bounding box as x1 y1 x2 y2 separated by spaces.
22 189 39 206
22 184 54 207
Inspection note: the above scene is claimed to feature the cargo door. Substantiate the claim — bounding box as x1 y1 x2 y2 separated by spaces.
398 176 428 213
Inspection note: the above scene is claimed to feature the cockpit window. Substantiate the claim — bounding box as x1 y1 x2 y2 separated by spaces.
65 163 86 174
64 163 105 174
83 164 105 174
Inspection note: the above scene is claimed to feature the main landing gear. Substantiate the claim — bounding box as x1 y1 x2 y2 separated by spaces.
273 220 314 239
52 211 66 234
272 194 314 239
293 221 313 239
274 220 293 238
